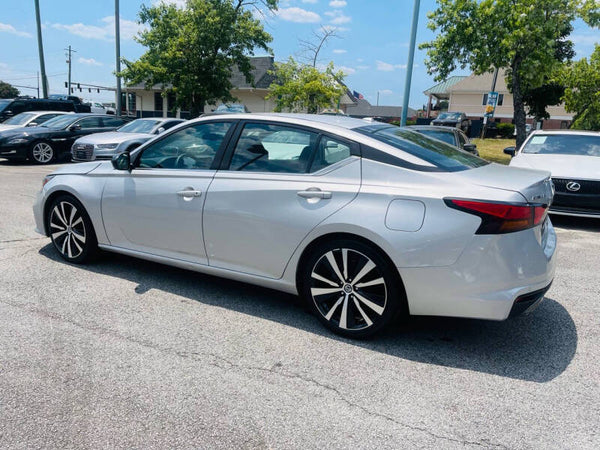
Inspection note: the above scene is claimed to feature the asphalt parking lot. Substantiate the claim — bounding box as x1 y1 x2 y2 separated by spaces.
1 160 599 449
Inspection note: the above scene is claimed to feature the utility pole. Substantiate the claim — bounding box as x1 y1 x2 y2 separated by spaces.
65 45 76 95
115 0 122 117
377 91 380 106
401 0 420 127
37 71 40 98
480 67 499 139
34 0 49 98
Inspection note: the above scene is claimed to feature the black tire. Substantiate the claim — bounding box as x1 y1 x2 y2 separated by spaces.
47 194 98 263
28 141 55 165
300 238 406 338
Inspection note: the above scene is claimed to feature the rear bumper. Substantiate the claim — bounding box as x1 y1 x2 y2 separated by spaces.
508 282 552 318
400 218 557 321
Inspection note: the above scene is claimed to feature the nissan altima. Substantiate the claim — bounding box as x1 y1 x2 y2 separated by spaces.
33 114 556 338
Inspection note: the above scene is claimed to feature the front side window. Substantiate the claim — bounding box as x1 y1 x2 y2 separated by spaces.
101 117 126 127
229 123 318 173
77 117 103 129
137 121 232 170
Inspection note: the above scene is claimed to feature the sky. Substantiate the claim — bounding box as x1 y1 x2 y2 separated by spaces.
0 0 598 108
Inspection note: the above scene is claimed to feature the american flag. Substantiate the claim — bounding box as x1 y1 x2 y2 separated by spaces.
353 90 364 100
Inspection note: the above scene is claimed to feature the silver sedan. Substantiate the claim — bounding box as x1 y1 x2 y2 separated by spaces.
34 114 556 338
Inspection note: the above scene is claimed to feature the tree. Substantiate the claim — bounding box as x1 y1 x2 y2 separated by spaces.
299 26 339 68
0 81 19 98
562 44 600 130
120 0 278 117
267 57 346 114
420 0 578 148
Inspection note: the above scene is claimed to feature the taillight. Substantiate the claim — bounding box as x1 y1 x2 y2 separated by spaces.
444 199 548 234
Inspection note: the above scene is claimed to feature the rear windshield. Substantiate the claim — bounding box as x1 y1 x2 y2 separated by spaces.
3 112 36 125
355 126 488 171
522 134 600 156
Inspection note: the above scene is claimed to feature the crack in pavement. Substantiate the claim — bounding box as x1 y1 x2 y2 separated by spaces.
0 298 508 449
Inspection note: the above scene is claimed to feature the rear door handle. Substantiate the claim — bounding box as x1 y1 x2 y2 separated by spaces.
177 189 202 198
297 189 332 199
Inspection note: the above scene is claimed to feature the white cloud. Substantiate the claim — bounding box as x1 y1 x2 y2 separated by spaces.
52 16 143 41
276 7 321 23
571 33 599 45
78 57 103 66
337 65 355 74
0 22 32 38
379 89 393 95
376 60 406 71
332 49 347 54
325 10 351 25
356 65 370 70
329 0 347 7
301 0 319 3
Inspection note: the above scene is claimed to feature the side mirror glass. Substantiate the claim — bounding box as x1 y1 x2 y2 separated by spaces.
69 124 81 131
27 122 38 127
156 127 165 134
463 143 477 153
503 146 516 156
111 151 131 171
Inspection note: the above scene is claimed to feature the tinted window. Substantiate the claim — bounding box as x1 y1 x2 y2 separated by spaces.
41 115 78 129
0 99 11 112
3 112 37 125
229 123 317 173
36 113 62 124
310 137 352 172
10 101 27 114
521 134 600 156
161 120 182 131
102 117 126 127
138 122 232 170
416 129 456 146
118 119 161 133
77 117 103 129
355 126 488 172
458 132 467 148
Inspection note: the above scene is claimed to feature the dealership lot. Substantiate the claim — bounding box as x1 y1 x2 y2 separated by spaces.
1 161 599 449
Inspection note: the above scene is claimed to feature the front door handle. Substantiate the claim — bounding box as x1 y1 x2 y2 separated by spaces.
297 188 332 199
177 189 202 198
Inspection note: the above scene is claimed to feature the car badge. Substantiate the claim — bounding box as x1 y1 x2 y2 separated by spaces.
566 181 581 192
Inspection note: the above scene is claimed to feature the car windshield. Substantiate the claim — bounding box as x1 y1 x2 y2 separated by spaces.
416 129 456 146
355 125 487 171
521 134 600 156
437 112 461 120
40 115 78 129
3 112 37 125
117 119 161 134
0 99 11 112
216 104 245 113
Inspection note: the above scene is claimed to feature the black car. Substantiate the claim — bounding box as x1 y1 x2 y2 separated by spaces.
0 114 129 164
431 112 471 133
0 98 91 122
407 125 479 155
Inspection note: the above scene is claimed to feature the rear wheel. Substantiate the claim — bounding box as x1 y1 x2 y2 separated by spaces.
29 141 55 164
300 238 404 338
47 195 98 263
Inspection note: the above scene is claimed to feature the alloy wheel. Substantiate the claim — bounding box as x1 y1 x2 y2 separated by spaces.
310 248 387 332
49 201 87 259
31 142 54 164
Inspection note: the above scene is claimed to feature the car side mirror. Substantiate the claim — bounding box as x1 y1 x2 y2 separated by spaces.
156 127 165 134
463 143 477 153
69 124 81 131
5 110 13 116
112 151 131 171
27 122 38 127
503 146 516 157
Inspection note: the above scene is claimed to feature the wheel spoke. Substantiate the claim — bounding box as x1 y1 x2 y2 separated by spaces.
60 203 68 227
51 230 67 240
352 260 376 284
324 296 344 321
311 272 338 287
342 248 348 280
352 296 373 326
61 234 69 255
325 251 345 283
311 287 342 296
71 230 86 244
53 206 67 227
71 235 82 253
355 277 385 289
67 235 73 258
71 217 83 227
69 205 77 226
339 293 349 329
353 291 384 316
50 222 65 230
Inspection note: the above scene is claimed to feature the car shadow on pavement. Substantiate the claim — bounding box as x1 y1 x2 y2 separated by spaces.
39 243 577 384
551 214 600 232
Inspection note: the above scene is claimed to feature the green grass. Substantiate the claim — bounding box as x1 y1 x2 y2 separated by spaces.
472 138 515 165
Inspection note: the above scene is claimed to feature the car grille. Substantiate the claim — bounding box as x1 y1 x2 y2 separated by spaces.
72 143 94 161
550 178 600 213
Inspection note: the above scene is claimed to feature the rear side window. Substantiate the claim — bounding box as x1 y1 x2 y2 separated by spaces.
77 117 103 129
102 117 126 127
310 137 352 172
355 126 488 172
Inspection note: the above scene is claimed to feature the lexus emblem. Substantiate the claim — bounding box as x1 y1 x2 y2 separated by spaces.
566 181 581 192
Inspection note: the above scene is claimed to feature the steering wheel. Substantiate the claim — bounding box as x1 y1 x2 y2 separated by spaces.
174 154 189 169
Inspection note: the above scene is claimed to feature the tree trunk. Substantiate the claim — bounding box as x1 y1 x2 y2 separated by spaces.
308 94 317 114
512 57 527 149
190 94 205 118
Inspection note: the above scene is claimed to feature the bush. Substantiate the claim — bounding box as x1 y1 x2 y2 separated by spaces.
497 123 515 138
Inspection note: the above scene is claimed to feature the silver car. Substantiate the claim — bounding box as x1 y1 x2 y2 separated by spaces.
71 117 184 161
34 114 556 338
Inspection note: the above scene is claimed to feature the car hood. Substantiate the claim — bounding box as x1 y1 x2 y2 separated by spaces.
509 153 600 179
0 126 54 139
0 124 20 133
75 131 153 145
50 162 102 176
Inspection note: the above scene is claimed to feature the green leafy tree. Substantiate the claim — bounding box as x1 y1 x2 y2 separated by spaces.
523 82 565 123
420 0 578 147
0 81 19 98
267 57 346 114
562 44 600 130
120 0 277 117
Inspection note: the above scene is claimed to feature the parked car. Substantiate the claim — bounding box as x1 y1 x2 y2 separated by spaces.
0 114 129 164
0 98 90 122
506 130 600 218
212 103 250 114
431 112 471 133
34 114 556 338
408 125 479 155
0 111 69 132
84 101 110 114
71 117 185 162
45 95 92 113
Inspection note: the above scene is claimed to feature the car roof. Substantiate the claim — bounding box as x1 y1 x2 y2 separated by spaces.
407 125 457 132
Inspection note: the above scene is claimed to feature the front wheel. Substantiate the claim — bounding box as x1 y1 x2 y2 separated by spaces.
47 195 98 263
29 141 55 164
300 239 405 338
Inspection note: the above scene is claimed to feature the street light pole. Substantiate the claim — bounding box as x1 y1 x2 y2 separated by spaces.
115 0 122 117
401 0 420 126
34 0 48 98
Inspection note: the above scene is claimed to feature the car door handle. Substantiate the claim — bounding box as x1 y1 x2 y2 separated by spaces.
177 189 202 198
297 189 332 199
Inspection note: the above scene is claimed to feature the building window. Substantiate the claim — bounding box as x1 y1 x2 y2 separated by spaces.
482 93 504 106
127 93 136 112
167 92 176 114
154 92 163 113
